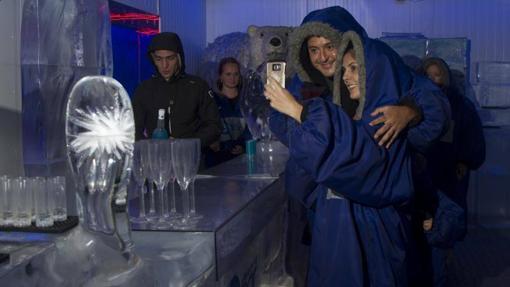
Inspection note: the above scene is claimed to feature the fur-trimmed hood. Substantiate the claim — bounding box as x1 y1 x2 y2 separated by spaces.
289 6 412 120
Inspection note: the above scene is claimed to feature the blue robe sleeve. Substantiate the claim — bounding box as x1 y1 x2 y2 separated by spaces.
405 76 451 152
288 97 413 208
285 158 319 208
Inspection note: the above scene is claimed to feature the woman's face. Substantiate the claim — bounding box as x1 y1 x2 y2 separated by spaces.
342 50 360 100
426 64 444 87
220 63 240 90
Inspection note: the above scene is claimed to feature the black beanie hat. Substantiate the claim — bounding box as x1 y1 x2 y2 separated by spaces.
147 32 186 73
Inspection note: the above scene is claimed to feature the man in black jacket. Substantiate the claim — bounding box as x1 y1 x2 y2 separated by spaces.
132 32 221 147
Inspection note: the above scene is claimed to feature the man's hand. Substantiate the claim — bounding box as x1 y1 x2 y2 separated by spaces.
265 77 303 123
456 162 468 180
230 145 244 155
369 105 419 148
209 141 220 152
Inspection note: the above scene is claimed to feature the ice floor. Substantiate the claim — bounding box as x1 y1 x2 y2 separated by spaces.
449 225 510 287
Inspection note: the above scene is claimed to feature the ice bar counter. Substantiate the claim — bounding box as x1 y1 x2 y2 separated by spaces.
0 143 290 286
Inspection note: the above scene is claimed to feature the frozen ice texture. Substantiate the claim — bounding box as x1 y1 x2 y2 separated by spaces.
20 0 113 178
1 226 150 286
473 84 510 108
478 108 510 127
379 36 470 80
476 62 510 85
131 231 215 287
468 127 510 225
240 70 273 141
428 38 470 78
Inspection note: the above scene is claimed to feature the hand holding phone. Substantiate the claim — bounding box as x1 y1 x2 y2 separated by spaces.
266 61 286 88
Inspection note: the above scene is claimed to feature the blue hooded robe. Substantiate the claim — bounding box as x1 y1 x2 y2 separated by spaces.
269 6 450 287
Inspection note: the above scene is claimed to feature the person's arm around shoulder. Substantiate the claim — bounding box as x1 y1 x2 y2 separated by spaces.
369 77 450 150
369 103 421 148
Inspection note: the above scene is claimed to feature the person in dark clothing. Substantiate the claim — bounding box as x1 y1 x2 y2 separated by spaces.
413 57 486 287
132 32 221 147
206 57 251 167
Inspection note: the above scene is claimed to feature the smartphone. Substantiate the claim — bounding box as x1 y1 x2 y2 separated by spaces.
266 61 286 88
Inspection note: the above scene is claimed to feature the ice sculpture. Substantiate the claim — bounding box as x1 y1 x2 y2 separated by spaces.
66 76 133 235
240 69 273 141
240 70 289 176
61 76 148 286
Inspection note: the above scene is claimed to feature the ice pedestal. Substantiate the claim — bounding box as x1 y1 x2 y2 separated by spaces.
0 241 55 286
49 225 147 287
0 226 149 286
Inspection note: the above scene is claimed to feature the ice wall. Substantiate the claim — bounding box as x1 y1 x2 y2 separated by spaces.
382 35 510 226
0 0 23 175
471 62 510 226
21 0 113 178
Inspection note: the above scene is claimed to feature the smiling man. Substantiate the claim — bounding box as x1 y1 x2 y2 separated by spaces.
132 32 221 147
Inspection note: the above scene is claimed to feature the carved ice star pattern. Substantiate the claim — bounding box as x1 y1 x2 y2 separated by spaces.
69 105 134 160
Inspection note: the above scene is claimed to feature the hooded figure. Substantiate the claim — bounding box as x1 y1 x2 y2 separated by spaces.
132 32 221 146
266 6 450 286
420 57 485 213
413 57 485 287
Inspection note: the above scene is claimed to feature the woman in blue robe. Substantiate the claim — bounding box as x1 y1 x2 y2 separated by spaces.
264 6 449 286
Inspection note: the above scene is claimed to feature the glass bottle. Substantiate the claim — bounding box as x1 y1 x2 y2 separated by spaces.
152 109 169 139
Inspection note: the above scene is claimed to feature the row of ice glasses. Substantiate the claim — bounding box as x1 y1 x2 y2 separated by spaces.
0 175 67 228
130 138 201 228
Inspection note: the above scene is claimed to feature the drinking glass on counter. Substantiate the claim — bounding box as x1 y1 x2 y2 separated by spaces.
148 140 173 228
142 140 158 222
171 138 201 226
49 176 67 221
131 140 148 223
34 176 54 228
0 176 13 226
0 175 69 228
13 177 32 227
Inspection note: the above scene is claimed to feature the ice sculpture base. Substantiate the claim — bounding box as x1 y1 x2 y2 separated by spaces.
0 225 150 286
